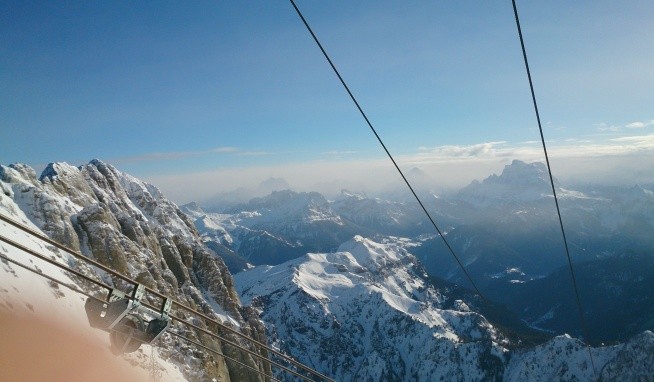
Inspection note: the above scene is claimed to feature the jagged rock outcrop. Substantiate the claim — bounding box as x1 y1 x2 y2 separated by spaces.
0 160 270 382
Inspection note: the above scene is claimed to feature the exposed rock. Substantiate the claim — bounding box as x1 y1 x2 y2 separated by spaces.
0 160 269 381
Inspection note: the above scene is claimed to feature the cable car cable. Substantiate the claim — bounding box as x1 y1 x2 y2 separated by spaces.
0 213 333 382
0 235 112 293
510 0 597 376
0 250 282 382
0 233 325 382
168 313 314 382
288 0 486 302
0 252 102 303
166 331 282 382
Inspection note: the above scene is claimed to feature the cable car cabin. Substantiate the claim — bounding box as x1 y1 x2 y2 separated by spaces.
85 284 171 354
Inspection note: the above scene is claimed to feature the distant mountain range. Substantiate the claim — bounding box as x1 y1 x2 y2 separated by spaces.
3 158 652 381
235 235 654 381
184 159 654 344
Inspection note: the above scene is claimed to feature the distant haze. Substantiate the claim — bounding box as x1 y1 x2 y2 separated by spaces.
147 141 654 204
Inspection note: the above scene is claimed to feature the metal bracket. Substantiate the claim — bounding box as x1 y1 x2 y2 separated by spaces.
85 284 172 353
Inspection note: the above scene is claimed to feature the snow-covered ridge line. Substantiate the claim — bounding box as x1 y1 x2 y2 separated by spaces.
236 235 654 381
0 160 270 382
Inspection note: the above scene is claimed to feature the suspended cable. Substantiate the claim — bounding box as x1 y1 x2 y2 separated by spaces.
288 0 486 301
0 235 112 293
0 252 102 303
0 214 333 382
0 232 322 382
510 0 597 376
0 250 280 382
166 331 281 382
168 313 313 381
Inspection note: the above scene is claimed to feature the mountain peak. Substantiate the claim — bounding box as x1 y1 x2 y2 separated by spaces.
407 167 427 176
457 160 556 205
39 162 80 182
490 160 551 187
337 235 402 272
338 189 366 200
180 201 204 215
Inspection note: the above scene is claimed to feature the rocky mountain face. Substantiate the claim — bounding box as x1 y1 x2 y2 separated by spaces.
457 160 555 206
0 160 269 382
235 236 654 381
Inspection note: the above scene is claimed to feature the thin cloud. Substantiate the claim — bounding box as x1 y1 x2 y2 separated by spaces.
594 122 621 132
626 122 646 129
418 141 507 158
114 146 247 163
116 151 202 163
595 119 654 132
143 134 654 204
625 120 654 129
236 151 270 157
211 147 239 153
609 134 654 150
322 150 359 156
146 134 654 204
404 134 654 167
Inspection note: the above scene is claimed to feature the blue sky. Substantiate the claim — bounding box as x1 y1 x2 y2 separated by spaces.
2 1 653 202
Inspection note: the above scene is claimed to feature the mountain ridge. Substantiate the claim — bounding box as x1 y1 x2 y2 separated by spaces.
0 160 270 381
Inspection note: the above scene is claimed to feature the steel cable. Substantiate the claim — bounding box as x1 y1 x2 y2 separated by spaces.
0 214 332 381
0 251 281 382
288 0 486 302
511 0 597 376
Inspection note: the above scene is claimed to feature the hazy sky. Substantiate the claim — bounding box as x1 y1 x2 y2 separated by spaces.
2 1 653 203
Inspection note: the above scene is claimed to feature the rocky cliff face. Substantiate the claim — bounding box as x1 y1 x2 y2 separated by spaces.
0 160 269 382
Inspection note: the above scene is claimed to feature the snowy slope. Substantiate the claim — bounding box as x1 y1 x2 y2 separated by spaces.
0 182 187 381
186 190 364 267
236 236 510 381
235 236 654 381
0 160 270 382
505 332 654 381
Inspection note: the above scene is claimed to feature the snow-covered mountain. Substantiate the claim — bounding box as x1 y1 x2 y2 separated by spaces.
202 177 292 211
0 160 269 381
505 331 654 381
331 190 430 236
185 190 365 267
236 236 510 381
414 160 654 282
457 160 556 206
181 158 654 346
5 158 651 380
407 161 654 341
235 236 654 381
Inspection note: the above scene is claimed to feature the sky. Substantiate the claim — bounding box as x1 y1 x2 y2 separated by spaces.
2 1 653 203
